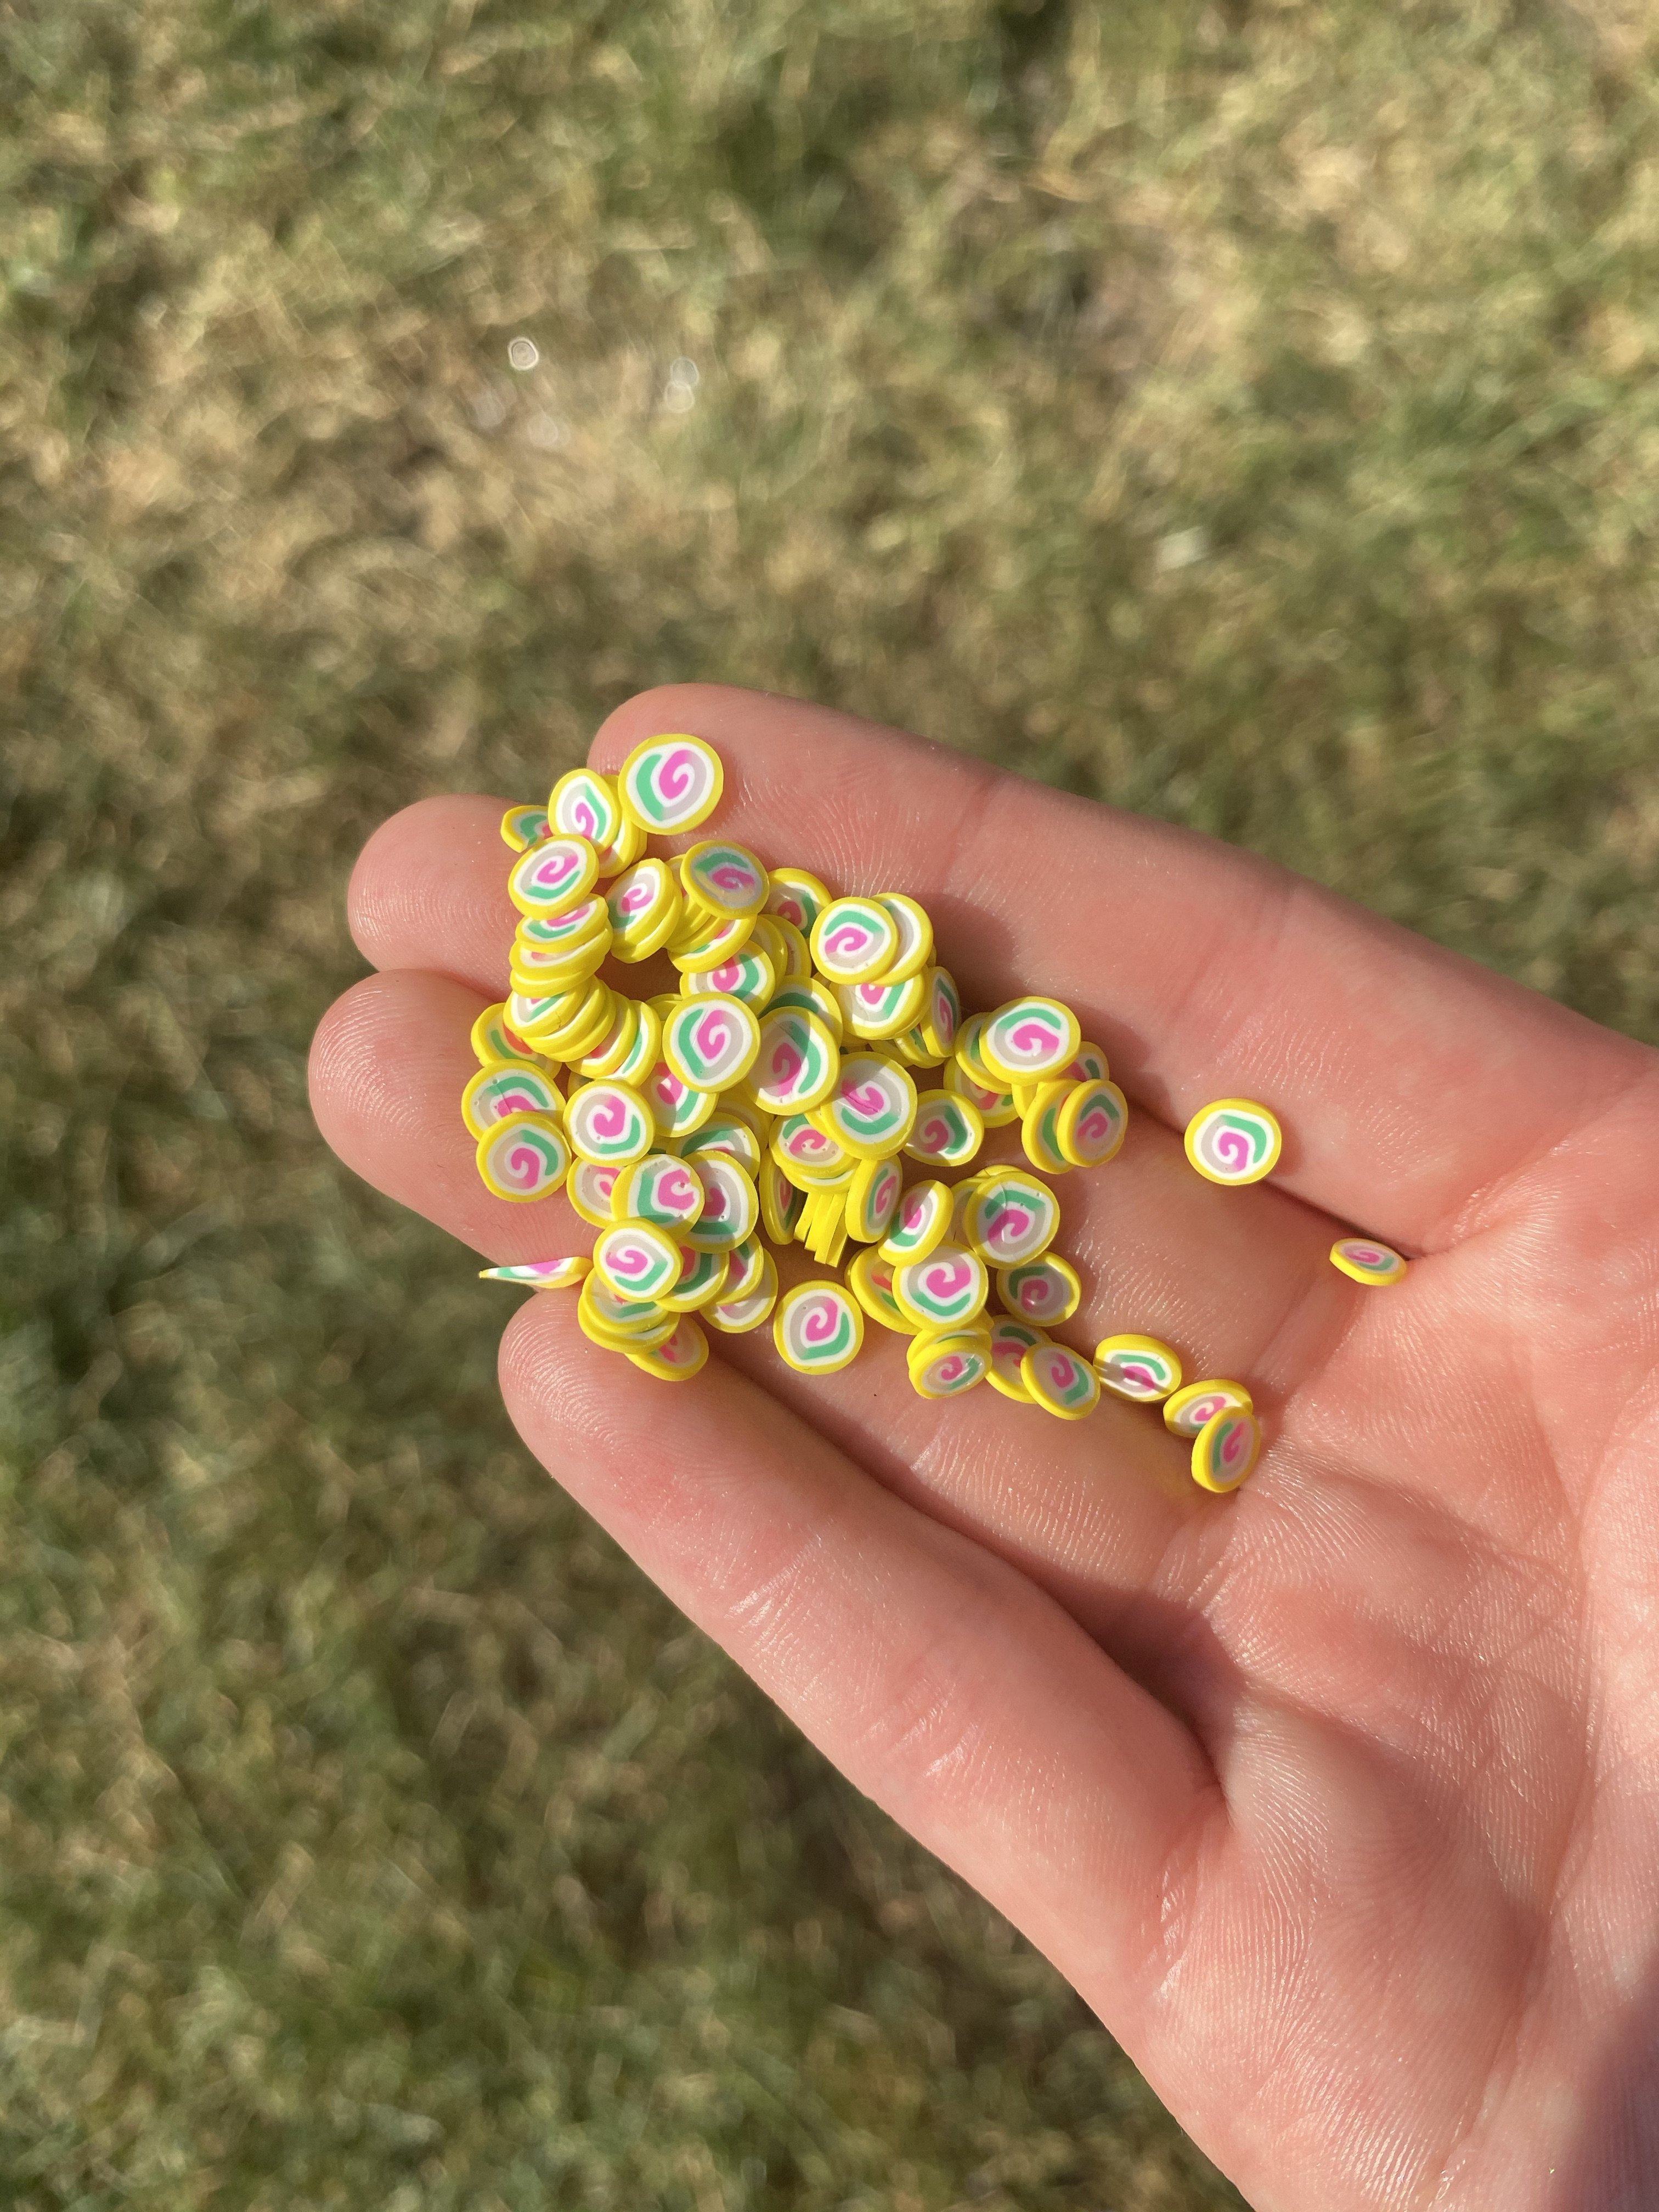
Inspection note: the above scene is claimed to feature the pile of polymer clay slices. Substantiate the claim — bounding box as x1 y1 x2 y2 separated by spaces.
466 735 1411 1496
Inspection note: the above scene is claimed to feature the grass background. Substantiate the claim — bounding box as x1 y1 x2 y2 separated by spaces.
4 1 1659 2204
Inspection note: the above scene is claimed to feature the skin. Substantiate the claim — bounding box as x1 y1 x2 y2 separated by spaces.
311 683 1659 2212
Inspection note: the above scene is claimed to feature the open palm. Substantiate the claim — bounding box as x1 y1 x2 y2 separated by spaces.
311 685 1659 2212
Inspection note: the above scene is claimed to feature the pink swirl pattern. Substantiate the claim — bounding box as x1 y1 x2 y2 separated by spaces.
1165 1384 1251 1438
1330 1237 1408 1284
663 998 756 1090
895 1246 987 1328
1192 1410 1261 1492
811 899 896 981
1184 1100 1282 1185
1094 1336 1181 1401
684 1157 757 1251
990 1319 1043 1383
633 1158 704 1228
467 1067 558 1125
964 1177 1058 1265
596 1224 678 1299
914 1342 987 1397
1024 1344 1097 1413
550 769 619 846
477 1114 568 1200
775 1284 862 1371
619 737 721 831
567 1083 651 1163
823 1058 915 1151
984 998 1077 1079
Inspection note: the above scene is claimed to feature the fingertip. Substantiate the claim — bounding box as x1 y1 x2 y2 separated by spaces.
308 966 486 1180
347 793 517 990
497 1288 591 1439
308 971 416 1152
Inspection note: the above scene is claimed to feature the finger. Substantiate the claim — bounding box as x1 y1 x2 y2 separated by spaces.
348 794 518 994
309 969 585 1263
589 684 1654 1250
495 1285 1220 2018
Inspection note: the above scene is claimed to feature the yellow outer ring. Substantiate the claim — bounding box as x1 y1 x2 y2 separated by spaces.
573 998 637 1081
1163 1378 1255 1438
809 899 900 986
577 1272 676 1349
907 1328 992 1400
679 840 770 921
1018 1080 1075 1175
904 1087 985 1169
1093 1333 1184 1404
507 838 600 918
471 1001 527 1066
616 734 724 834
662 996 761 1094
499 803 549 853
995 1254 1081 1325
535 988 618 1065
1182 1098 1284 1186
873 894 934 985
979 998 1082 1087
766 916 814 982
1056 1078 1128 1169
1019 1346 1100 1421
985 1321 1047 1404
682 1160 759 1254
625 1318 711 1379
566 1160 623 1227
511 896 612 960
658 1245 730 1313
510 975 610 1049
478 1255 590 1290
592 816 648 877
1329 1238 1409 1286
772 1282 866 1374
475 1112 569 1202
612 886 685 964
671 915 757 974
878 1178 952 1265
846 1246 916 1333
592 1221 682 1302
704 1254 778 1334
952 1015 1000 1088
758 1159 803 1245
461 1059 563 1140
744 1012 840 1118
891 1247 989 1333
1191 1408 1263 1493
942 1055 1018 1128
844 1155 902 1244
765 866 833 934
643 1068 716 1141
838 971 927 1042
814 1058 917 1163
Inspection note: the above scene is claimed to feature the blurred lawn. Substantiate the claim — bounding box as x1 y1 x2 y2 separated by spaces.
4 1 1659 2205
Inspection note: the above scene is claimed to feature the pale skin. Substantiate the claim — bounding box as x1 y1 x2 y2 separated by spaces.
310 684 1659 2212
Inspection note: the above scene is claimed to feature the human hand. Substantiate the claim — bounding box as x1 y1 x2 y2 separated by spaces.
311 683 1659 2212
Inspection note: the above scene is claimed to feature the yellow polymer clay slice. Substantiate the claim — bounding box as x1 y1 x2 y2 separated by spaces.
1183 1098 1282 1186
1191 1407 1262 1493
1329 1236 1409 1286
